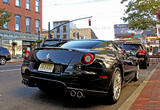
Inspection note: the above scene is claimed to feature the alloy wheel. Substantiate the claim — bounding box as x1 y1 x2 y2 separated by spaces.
113 70 122 101
0 57 6 65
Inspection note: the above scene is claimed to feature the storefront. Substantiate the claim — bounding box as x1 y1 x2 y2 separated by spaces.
0 30 44 58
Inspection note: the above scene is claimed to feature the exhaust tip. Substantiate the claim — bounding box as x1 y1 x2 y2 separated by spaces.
77 91 84 99
70 90 76 97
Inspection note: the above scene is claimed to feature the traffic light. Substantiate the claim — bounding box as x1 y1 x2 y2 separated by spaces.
88 18 91 26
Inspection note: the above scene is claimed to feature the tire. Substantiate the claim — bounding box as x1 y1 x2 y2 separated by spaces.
0 57 6 65
143 61 147 69
133 64 140 81
108 67 122 103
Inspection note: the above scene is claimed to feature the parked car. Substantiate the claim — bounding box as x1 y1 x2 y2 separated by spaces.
121 42 149 69
0 47 11 65
21 40 139 103
41 39 69 47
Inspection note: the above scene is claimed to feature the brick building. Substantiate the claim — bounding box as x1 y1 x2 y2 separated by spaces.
0 0 43 57
70 28 97 40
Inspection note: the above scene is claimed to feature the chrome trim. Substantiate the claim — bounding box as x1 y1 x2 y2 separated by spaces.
67 87 108 94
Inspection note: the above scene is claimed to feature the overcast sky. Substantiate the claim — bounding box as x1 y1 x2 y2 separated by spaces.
42 0 126 40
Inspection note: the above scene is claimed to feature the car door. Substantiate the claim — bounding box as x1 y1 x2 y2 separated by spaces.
113 43 136 81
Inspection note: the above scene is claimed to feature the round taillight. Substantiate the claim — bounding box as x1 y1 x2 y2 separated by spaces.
25 51 30 59
82 53 94 64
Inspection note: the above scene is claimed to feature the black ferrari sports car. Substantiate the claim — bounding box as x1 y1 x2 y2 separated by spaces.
21 40 139 103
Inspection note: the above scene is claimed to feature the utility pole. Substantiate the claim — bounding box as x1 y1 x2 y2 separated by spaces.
48 16 92 39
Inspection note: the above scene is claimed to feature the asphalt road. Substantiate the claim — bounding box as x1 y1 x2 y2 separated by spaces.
0 64 157 110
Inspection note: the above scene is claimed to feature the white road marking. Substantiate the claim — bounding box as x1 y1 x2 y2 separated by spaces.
0 69 20 72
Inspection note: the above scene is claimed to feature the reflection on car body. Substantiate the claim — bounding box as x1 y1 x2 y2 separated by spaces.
121 42 149 69
21 40 139 103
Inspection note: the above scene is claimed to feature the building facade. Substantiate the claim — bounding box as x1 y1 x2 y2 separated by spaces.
0 0 43 57
70 28 97 40
53 20 70 39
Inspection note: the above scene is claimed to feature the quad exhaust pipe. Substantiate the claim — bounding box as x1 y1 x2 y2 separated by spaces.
70 90 84 99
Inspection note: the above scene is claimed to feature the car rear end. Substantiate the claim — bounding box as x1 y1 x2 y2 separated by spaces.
122 43 149 68
21 40 115 98
0 47 11 65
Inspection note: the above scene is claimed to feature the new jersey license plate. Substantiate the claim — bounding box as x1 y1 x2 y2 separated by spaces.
38 63 54 73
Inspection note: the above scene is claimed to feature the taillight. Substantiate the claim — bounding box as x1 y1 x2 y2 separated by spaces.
9 52 11 57
25 51 30 59
82 53 94 64
138 50 145 55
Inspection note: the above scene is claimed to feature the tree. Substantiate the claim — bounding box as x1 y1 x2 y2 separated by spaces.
121 0 160 30
0 8 11 29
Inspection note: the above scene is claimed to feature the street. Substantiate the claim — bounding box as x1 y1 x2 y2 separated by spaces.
0 63 157 110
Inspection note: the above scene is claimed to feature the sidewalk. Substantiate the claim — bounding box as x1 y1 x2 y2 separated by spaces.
7 57 23 64
130 63 160 110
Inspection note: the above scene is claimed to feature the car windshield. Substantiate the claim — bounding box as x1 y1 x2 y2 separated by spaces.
122 44 143 51
60 40 103 49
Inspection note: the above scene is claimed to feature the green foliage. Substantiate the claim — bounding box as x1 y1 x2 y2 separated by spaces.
121 0 160 30
0 8 11 29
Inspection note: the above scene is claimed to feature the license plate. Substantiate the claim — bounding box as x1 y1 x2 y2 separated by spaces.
38 63 54 72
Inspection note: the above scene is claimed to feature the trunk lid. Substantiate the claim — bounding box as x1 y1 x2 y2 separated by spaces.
34 48 84 65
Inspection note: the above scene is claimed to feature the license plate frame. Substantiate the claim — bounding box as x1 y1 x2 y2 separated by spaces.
38 63 54 73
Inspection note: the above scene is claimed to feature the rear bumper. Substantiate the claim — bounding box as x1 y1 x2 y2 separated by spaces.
22 75 109 97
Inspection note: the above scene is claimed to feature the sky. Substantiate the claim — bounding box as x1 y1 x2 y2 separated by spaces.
42 0 126 40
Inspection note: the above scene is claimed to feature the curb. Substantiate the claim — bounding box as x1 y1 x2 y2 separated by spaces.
118 64 159 110
7 61 23 64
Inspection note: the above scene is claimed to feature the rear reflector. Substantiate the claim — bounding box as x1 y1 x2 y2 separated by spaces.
99 76 109 79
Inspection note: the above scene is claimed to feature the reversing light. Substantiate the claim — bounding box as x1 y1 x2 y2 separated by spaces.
82 53 94 64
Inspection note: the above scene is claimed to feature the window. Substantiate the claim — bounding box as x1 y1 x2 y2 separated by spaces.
35 0 40 12
26 0 30 10
3 12 8 29
26 17 30 32
63 34 67 39
35 19 40 34
63 25 66 32
57 35 60 39
16 0 20 7
15 15 20 31
77 32 79 39
3 0 9 4
57 27 60 33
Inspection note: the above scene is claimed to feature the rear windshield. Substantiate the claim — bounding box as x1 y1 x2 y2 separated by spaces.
122 44 143 51
60 40 103 49
43 41 62 47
